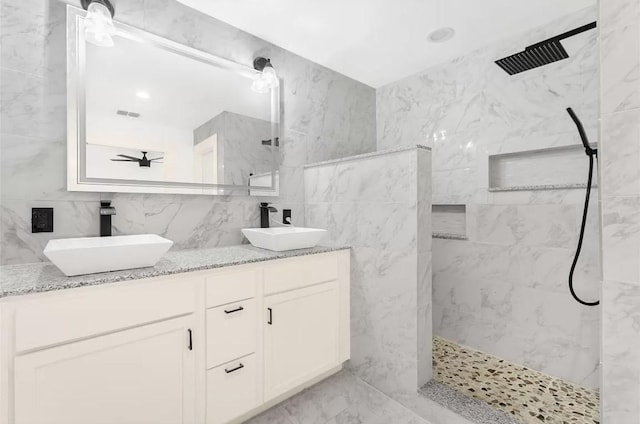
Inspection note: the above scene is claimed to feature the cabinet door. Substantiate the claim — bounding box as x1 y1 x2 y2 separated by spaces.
14 316 196 424
264 281 339 401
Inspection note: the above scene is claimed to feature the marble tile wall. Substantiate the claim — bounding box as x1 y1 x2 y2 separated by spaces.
304 146 432 404
0 0 376 264
193 111 273 186
376 6 601 389
599 0 640 421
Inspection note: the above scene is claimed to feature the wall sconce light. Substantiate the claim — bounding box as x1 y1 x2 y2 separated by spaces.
251 57 279 93
81 0 116 47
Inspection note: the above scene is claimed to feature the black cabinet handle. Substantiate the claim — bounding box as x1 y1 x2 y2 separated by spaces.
224 363 244 374
267 307 273 325
224 306 244 314
187 329 193 351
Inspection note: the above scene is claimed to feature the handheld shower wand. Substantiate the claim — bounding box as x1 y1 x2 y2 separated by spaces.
566 107 599 307
567 108 597 156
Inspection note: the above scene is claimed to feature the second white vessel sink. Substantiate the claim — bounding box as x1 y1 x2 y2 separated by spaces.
44 234 173 276
242 227 327 252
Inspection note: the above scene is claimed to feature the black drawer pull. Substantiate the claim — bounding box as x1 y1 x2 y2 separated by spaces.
267 307 273 325
224 363 244 374
187 329 193 351
224 306 244 314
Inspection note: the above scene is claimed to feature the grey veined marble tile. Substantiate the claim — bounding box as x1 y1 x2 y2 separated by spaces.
245 371 430 424
602 279 640 424
600 22 640 115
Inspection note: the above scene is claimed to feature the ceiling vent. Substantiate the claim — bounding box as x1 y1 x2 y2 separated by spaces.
116 109 141 118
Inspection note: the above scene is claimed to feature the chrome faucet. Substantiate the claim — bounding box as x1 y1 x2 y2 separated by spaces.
99 201 116 237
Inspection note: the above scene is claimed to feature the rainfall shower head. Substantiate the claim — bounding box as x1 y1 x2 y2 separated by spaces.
495 22 596 75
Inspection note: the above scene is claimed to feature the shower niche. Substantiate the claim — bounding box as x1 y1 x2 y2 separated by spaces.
488 145 596 191
432 204 467 239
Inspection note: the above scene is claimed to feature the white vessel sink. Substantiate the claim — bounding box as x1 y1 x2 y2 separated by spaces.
44 234 173 276
242 227 327 252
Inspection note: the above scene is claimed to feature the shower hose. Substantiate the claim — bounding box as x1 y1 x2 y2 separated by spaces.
566 107 599 306
568 137 599 306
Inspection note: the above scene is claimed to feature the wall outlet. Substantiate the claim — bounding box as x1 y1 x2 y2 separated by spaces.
283 209 292 224
32 208 54 233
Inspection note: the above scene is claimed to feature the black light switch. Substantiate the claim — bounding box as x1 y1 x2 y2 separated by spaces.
32 208 54 233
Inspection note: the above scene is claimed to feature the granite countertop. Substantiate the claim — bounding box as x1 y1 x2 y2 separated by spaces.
0 245 349 299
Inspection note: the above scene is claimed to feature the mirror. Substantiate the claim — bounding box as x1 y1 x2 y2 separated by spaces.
67 6 280 195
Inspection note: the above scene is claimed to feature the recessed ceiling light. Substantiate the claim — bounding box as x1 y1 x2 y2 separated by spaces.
428 27 455 43
136 91 150 100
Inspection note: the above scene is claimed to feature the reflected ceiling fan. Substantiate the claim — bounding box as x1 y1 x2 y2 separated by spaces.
110 151 163 167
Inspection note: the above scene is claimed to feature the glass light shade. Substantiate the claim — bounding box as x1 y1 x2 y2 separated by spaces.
250 65 279 93
251 75 270 94
262 66 279 88
85 2 115 47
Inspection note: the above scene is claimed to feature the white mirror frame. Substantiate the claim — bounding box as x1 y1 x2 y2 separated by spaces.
66 6 280 195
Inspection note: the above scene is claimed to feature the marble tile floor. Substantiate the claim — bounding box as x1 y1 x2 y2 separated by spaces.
431 337 600 424
245 370 431 424
244 338 599 424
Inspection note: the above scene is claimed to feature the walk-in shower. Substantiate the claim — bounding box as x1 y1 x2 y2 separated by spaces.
422 9 602 424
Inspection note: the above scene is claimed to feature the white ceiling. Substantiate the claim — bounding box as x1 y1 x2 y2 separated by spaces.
176 0 595 87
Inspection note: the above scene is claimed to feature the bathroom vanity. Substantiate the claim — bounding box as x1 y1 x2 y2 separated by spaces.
0 246 350 424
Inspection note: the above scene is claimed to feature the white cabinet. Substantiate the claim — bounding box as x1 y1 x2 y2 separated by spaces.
264 281 340 401
1 249 350 424
14 315 196 424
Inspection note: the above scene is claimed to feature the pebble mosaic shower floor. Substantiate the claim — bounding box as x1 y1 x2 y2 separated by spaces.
432 337 600 424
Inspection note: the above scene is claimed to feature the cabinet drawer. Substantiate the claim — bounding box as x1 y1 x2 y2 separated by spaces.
206 354 259 424
206 269 258 308
206 299 257 368
14 277 197 353
263 253 338 295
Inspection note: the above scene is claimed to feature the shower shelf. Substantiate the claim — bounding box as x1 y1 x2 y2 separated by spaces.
488 144 596 191
432 204 466 239
489 183 595 192
432 232 468 240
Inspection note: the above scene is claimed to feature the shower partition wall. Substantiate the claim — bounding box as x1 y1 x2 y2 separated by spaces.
304 146 433 399
599 0 640 421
